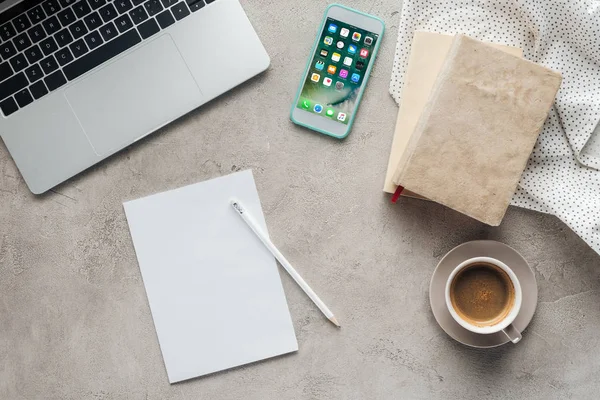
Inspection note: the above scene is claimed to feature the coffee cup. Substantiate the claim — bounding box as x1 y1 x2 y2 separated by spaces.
445 257 522 344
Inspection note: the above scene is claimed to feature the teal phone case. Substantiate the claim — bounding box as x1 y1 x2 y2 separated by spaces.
289 4 385 139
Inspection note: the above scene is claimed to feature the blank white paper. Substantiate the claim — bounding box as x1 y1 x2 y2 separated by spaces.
123 170 297 383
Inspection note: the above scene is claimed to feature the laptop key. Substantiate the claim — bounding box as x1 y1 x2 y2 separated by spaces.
29 80 49 99
99 3 118 22
15 88 33 107
0 23 16 41
64 28 141 80
14 32 33 52
170 2 189 20
0 72 28 100
84 12 102 30
73 1 92 18
69 20 89 39
55 28 74 47
0 62 13 82
40 55 59 74
44 69 67 91
69 38 88 57
0 41 17 60
160 0 177 7
58 0 76 7
129 6 148 24
27 24 47 43
115 14 133 32
25 64 43 82
155 9 174 29
55 47 74 65
83 30 103 50
9 54 28 73
0 97 18 116
137 18 158 39
42 16 61 35
99 22 118 41
40 36 58 56
115 0 133 13
132 0 144 5
42 0 62 16
13 15 32 33
143 0 163 16
28 6 47 24
88 0 107 10
24 45 44 64
58 7 77 26
186 0 204 12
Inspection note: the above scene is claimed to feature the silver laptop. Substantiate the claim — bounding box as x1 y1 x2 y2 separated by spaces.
0 0 269 194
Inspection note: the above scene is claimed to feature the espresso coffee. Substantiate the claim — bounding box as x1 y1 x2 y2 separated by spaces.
449 262 515 327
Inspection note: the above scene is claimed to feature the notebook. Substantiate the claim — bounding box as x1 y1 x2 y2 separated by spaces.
383 31 523 195
123 170 298 383
392 35 562 225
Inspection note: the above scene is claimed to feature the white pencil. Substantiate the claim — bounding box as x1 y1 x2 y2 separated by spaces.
230 198 340 328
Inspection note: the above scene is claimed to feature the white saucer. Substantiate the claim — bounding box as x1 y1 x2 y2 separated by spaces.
429 240 538 348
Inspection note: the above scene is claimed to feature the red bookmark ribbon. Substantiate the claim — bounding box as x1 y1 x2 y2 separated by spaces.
391 186 404 203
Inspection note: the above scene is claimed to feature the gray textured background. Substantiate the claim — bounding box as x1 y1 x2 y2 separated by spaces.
2 1 600 399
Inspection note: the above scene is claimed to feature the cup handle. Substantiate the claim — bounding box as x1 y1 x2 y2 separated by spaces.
502 324 522 344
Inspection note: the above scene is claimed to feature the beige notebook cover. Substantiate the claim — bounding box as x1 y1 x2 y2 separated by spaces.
383 32 523 195
392 35 561 226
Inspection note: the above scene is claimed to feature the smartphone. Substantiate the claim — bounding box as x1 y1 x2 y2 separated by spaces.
290 4 384 139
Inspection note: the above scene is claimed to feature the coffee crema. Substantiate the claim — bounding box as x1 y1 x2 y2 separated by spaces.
450 262 515 327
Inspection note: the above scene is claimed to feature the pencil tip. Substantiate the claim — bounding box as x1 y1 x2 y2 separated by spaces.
329 316 341 328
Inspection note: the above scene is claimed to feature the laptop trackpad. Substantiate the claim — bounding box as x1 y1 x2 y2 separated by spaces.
65 34 203 156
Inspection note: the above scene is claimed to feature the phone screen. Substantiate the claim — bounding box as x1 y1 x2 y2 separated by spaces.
296 18 379 125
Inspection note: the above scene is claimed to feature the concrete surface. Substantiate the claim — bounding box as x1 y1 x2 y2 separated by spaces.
2 1 600 399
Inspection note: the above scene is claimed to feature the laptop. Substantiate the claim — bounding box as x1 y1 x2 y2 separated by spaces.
0 0 269 194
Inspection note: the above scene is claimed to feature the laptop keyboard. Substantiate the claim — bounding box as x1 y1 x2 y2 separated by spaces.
0 0 217 116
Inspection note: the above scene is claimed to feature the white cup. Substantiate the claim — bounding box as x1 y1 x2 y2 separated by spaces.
445 257 522 344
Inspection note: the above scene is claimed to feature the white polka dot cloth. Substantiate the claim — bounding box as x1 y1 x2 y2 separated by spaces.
389 0 600 255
